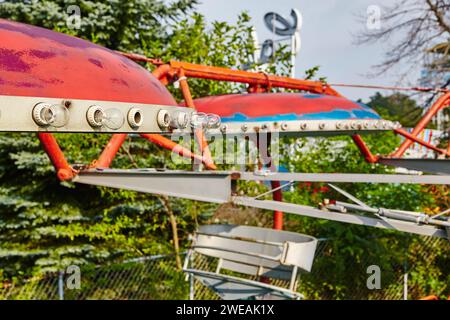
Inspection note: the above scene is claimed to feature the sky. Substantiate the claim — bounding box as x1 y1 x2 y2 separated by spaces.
195 0 416 102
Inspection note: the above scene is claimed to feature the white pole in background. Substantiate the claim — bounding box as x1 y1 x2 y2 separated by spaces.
403 273 408 300
291 9 302 79
58 270 64 300
291 34 296 78
403 253 408 300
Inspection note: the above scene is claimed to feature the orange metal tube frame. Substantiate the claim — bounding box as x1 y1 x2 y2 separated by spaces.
394 128 450 157
351 93 450 163
271 180 284 230
152 64 173 85
177 69 215 169
256 132 284 230
94 133 128 168
351 134 379 163
419 295 439 300
168 60 342 97
37 133 75 180
158 60 450 164
140 133 215 169
392 92 450 158
116 52 342 96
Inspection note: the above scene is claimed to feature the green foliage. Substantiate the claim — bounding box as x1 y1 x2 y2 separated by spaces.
142 11 292 99
365 92 424 128
303 65 327 82
148 12 256 99
267 128 445 299
0 0 198 51
0 132 220 278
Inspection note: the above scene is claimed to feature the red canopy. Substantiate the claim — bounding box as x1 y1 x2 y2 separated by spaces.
0 19 176 106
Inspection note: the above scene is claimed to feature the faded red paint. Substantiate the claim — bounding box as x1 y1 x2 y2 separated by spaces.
0 19 176 105
191 93 377 119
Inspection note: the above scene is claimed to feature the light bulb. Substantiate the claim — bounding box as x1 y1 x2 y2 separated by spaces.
190 112 221 129
206 113 221 129
190 112 207 128
32 103 69 127
171 111 189 129
103 108 124 130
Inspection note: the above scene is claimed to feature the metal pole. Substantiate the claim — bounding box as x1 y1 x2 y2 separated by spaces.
140 133 213 169
394 128 450 157
403 273 408 300
177 69 215 170
272 181 284 230
290 34 296 78
38 133 74 181
168 60 343 97
257 133 284 230
351 134 379 163
189 273 194 300
95 133 127 168
189 253 195 300
58 270 64 300
403 251 408 301
392 92 450 158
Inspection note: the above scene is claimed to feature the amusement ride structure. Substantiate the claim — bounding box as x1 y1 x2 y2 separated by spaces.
0 19 449 299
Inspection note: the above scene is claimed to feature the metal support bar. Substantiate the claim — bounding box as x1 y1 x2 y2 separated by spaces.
72 169 449 239
391 92 450 158
431 208 450 219
394 128 450 157
38 133 75 181
352 134 379 163
330 201 450 228
168 60 343 97
177 68 215 170
73 169 232 203
232 197 448 239
94 133 127 168
254 181 295 199
378 158 450 175
73 170 450 190
203 119 397 136
328 184 371 208
140 133 212 169
239 171 450 184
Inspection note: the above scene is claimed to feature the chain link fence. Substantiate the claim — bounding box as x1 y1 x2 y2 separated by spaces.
299 236 449 300
1 236 448 300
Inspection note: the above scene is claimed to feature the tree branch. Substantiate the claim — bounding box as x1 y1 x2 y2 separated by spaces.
426 0 450 34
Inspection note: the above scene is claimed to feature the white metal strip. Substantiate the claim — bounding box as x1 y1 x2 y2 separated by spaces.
0 95 194 133
239 172 450 185
200 119 400 136
72 169 448 239
76 169 449 185
73 169 232 203
379 158 450 175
